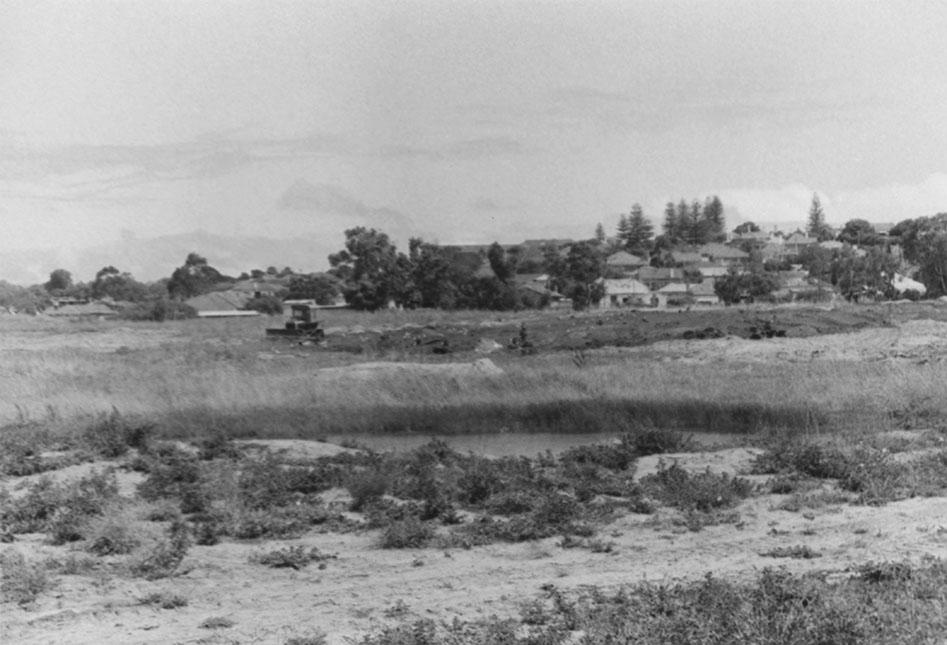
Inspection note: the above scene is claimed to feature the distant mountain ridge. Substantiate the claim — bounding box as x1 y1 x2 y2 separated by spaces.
0 231 338 285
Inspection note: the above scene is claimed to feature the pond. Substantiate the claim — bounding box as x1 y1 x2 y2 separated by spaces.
325 430 747 457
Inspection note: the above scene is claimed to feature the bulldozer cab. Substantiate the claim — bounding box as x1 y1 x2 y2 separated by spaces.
290 303 316 324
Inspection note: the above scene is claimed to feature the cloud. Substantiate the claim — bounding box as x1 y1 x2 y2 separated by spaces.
471 197 502 211
716 173 947 229
0 131 350 202
277 179 416 233
380 136 527 161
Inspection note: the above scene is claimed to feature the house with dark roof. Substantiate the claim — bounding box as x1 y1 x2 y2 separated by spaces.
605 251 647 273
699 243 749 263
599 278 653 309
687 280 720 305
184 291 260 317
46 301 119 318
668 250 704 265
783 232 818 255
635 266 686 290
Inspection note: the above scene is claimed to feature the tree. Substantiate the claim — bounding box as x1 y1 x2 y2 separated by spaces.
91 266 148 301
286 274 340 305
892 214 947 297
835 246 898 301
620 204 654 256
702 196 726 242
328 227 411 310
662 202 679 242
556 242 605 310
45 269 73 293
733 221 761 235
616 214 631 246
807 194 832 242
594 223 606 245
167 253 230 300
838 219 879 246
487 242 516 284
714 270 779 305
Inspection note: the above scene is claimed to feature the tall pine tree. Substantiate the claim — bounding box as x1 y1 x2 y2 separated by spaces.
663 201 679 242
624 203 653 256
703 196 726 242
807 194 832 241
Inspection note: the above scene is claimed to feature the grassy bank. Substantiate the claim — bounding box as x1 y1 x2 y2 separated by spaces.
3 311 947 442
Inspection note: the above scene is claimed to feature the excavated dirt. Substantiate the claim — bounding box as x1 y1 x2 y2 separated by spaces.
319 302 947 356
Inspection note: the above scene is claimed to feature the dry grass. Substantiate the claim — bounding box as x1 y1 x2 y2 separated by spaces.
2 313 946 445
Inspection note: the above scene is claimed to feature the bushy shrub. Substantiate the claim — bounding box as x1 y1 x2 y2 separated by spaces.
346 469 389 511
1 552 52 604
380 517 435 549
1 470 119 539
85 514 141 555
641 462 754 513
248 545 335 569
129 519 190 580
81 410 154 458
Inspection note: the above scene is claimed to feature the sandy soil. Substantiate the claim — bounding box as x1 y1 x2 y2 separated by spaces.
3 443 947 645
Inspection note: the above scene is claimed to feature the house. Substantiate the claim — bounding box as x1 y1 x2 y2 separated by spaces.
516 282 571 308
668 250 704 265
605 251 647 273
699 243 748 264
760 242 789 262
657 282 689 296
783 232 818 255
693 262 730 279
599 278 653 309
184 290 259 318
688 281 720 306
730 230 772 246
818 240 844 251
635 266 686 290
46 301 119 318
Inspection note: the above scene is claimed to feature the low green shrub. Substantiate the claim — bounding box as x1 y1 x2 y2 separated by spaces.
85 514 140 555
1 551 52 605
641 462 754 513
81 409 154 458
139 592 189 609
759 545 822 559
380 517 435 549
248 545 335 569
1 470 119 539
346 469 389 511
129 518 190 580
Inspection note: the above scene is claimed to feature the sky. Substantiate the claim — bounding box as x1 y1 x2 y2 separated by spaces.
2 0 946 282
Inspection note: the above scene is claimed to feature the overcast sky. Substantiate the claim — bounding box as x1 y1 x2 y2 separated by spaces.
2 0 946 280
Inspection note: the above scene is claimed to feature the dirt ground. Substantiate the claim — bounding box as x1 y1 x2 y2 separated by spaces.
4 304 947 644
3 446 947 645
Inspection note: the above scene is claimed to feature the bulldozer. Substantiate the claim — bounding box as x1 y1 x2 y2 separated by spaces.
265 303 325 340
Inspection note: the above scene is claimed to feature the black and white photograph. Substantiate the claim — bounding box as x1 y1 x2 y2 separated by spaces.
2 1 947 643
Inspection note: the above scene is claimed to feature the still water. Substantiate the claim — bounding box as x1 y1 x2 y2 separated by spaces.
325 431 745 457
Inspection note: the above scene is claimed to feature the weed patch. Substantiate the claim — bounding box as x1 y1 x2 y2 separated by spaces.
641 461 754 513
760 545 822 559
248 545 336 569
1 551 52 605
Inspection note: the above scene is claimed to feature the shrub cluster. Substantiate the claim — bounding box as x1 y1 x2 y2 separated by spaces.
357 560 947 644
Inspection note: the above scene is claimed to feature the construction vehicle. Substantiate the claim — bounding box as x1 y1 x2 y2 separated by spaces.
265 303 325 340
